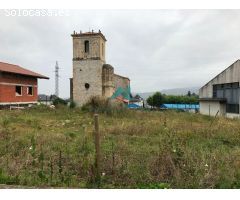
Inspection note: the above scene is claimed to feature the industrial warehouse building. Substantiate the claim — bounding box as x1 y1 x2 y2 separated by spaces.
199 60 240 118
0 61 49 107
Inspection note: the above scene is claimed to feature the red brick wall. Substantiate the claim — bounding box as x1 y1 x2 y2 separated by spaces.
0 72 38 103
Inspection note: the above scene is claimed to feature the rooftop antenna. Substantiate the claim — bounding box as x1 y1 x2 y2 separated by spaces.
55 61 59 97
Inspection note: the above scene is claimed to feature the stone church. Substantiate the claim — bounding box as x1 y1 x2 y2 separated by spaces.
70 30 131 106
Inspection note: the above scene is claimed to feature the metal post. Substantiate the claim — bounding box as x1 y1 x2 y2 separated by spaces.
55 61 59 97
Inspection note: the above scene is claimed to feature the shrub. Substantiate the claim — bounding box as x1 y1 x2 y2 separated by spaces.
81 96 127 116
52 97 67 106
69 101 76 109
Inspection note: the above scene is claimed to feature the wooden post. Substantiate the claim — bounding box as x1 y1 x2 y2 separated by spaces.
209 104 211 116
94 114 101 183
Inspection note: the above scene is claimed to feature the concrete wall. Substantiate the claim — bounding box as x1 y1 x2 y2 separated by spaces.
226 113 240 119
199 101 226 117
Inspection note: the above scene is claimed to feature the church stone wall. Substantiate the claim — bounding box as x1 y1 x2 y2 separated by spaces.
113 74 130 90
72 33 106 62
102 64 115 98
73 60 104 106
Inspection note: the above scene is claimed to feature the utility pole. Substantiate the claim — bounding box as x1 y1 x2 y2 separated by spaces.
55 61 59 97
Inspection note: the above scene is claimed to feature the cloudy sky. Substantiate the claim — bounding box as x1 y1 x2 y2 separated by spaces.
1 9 240 98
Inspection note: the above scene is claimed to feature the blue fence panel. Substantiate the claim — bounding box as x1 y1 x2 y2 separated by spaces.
163 104 199 110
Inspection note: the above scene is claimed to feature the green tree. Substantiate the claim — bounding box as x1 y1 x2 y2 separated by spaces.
162 94 199 104
147 92 164 108
147 92 199 107
147 96 154 108
152 92 164 107
52 96 67 106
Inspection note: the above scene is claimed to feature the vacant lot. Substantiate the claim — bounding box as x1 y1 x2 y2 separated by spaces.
0 106 240 188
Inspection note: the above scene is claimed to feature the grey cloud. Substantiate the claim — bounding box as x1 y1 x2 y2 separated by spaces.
0 10 240 97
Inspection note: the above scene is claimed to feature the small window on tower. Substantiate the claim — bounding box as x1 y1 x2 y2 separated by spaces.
15 86 22 96
84 40 89 53
85 83 90 90
27 86 33 96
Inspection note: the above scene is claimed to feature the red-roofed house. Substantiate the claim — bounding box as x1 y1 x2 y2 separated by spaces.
0 61 49 106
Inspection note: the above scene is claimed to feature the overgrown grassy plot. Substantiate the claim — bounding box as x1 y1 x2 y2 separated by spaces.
0 106 240 188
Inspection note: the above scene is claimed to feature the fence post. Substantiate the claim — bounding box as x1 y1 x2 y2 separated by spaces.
94 114 101 183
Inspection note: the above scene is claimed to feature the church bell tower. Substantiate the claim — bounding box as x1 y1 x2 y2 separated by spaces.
71 30 107 106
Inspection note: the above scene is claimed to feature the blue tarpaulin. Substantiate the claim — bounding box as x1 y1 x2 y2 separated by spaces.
161 104 199 109
128 103 199 110
128 103 140 108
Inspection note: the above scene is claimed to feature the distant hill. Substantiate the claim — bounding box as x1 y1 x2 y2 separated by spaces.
133 87 200 100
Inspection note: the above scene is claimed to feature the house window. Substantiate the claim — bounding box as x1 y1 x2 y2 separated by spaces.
27 86 33 96
84 40 89 53
15 86 22 96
